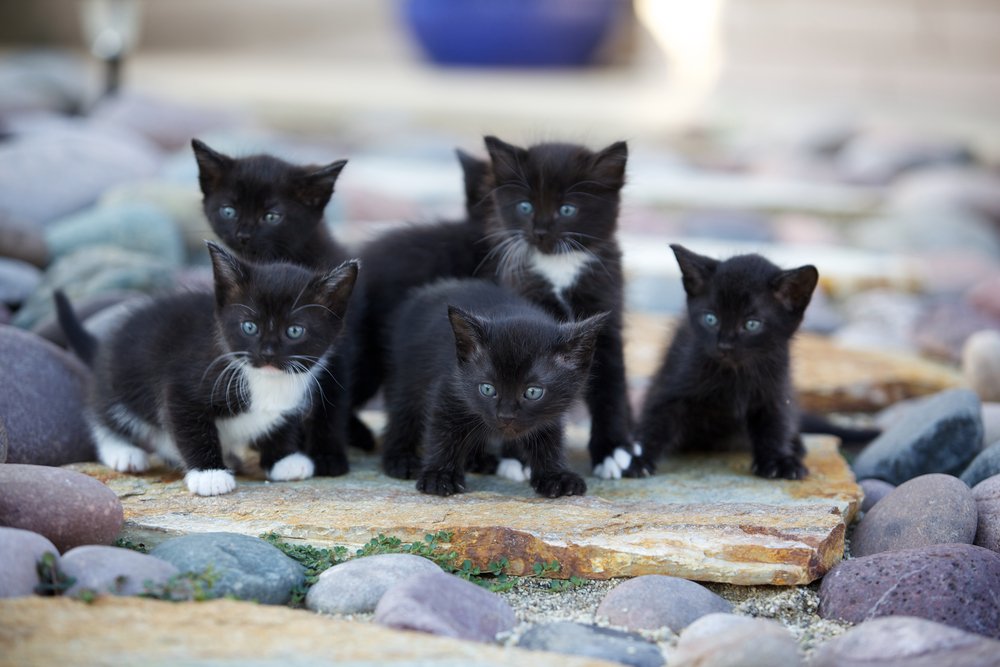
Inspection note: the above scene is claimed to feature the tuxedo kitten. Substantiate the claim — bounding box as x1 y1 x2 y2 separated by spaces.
636 244 819 480
192 139 350 269
55 242 358 496
381 279 605 498
481 136 644 480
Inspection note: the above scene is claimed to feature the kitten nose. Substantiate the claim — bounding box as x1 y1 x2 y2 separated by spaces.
717 340 735 352
236 231 251 244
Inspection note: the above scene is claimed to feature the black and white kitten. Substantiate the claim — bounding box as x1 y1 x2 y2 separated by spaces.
481 136 645 480
636 244 819 480
191 139 351 269
55 241 358 496
381 279 605 497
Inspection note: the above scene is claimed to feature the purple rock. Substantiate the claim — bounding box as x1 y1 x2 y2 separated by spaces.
859 478 895 512
915 301 1000 364
972 476 1000 554
0 464 123 553
373 570 515 643
305 553 441 614
851 474 977 557
595 575 733 632
671 613 803 667
61 545 179 597
961 440 1000 488
818 543 1000 639
0 527 59 598
0 325 95 466
811 616 1000 667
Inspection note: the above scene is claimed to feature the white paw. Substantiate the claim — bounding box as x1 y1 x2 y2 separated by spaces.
593 447 635 480
96 438 149 473
185 469 236 496
268 453 315 482
496 458 530 483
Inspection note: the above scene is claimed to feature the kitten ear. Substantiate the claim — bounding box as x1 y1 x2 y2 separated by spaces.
484 136 528 183
206 240 249 307
191 139 234 196
456 149 490 216
557 312 608 368
590 141 628 190
447 305 488 365
671 244 718 297
297 159 348 209
312 258 359 320
771 265 819 314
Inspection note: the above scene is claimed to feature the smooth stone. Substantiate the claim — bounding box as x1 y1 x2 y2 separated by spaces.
0 326 94 465
972 476 1000 554
305 552 441 615
982 403 1000 447
60 545 179 598
818 543 1000 639
836 131 975 186
889 167 1000 227
100 180 214 257
518 621 664 667
852 389 984 485
960 440 1000 488
373 570 516 643
89 93 244 151
595 574 732 632
31 290 145 348
0 213 48 267
851 474 977 557
150 532 304 605
810 616 1000 667
669 613 802 667
967 274 1000 320
0 464 123 553
0 257 42 306
0 527 59 598
676 210 775 243
45 201 185 266
914 301 1000 364
0 52 90 116
962 330 1000 403
0 303 9 326
859 478 895 512
831 289 921 354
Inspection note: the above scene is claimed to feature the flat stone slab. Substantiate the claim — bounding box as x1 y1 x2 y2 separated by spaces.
71 436 860 586
0 597 619 667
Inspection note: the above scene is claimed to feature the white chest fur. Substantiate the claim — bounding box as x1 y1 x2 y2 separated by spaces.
215 366 312 448
528 249 593 293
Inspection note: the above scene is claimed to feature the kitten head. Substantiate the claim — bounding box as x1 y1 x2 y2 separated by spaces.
447 305 606 438
456 148 492 222
483 136 627 262
671 244 818 367
192 139 347 262
206 241 358 373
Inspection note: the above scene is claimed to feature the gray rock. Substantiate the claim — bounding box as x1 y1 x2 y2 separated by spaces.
373 570 516 643
0 326 94 466
859 478 895 512
837 131 975 186
0 257 42 307
0 51 90 116
89 93 244 151
961 440 1000 488
818 543 1000 639
972 476 1000 554
889 167 1000 227
61 545 179 598
832 289 921 354
45 202 185 267
0 213 48 267
676 210 775 243
915 300 1000 364
305 553 441 614
0 464 123 553
984 403 1000 450
962 330 1000 403
669 613 802 667
0 303 9 326
595 574 733 632
100 180 215 257
150 532 304 605
853 389 984 485
851 474 977 557
517 621 664 667
0 527 59 598
31 290 144 348
810 616 1000 667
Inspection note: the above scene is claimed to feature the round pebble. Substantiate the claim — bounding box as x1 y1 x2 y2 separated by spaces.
305 553 442 614
858 478 895 512
0 464 123 552
0 213 48 267
61 545 180 598
836 131 974 185
960 440 1000 488
0 527 59 598
100 180 214 258
851 474 977 557
595 574 733 633
518 621 664 667
669 613 803 667
972 475 1000 554
962 330 1000 403
0 257 42 307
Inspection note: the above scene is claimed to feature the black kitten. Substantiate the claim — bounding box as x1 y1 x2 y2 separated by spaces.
636 244 819 480
381 279 605 497
481 136 644 480
56 241 358 496
192 139 350 269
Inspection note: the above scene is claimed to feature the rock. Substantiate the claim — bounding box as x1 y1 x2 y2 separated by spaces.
100 180 215 258
0 257 42 307
90 93 245 151
0 326 94 465
962 330 1000 403
859 478 895 512
810 616 1000 667
831 289 921 354
818 543 1000 639
0 51 90 116
373 570 516 642
45 202 185 267
851 474 977 556
852 388 984 485
31 290 144 348
150 533 304 605
983 403 1000 448
676 210 775 243
518 621 664 667
0 303 9 326
0 213 48 267
960 440 1000 488
305 553 441 615
0 464 123 552
889 167 1000 227
60 545 179 598
595 575 732 632
972 476 1000 554
916 301 1000 364
0 527 59 598
967 275 1000 320
669 613 803 667
836 131 975 186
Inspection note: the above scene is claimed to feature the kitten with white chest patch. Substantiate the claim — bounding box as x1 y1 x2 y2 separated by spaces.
55 242 358 496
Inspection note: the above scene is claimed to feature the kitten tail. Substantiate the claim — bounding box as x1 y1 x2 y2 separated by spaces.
54 290 98 366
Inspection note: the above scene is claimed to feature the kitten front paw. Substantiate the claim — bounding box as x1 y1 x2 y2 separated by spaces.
383 453 422 480
185 469 236 496
416 469 466 496
533 471 587 498
268 452 315 482
467 451 500 475
97 439 150 473
348 414 376 452
593 444 654 480
313 452 349 477
752 456 808 480
496 457 531 482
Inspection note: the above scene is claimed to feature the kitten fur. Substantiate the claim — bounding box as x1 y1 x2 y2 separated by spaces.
381 279 605 497
55 242 358 495
481 136 643 479
636 244 819 480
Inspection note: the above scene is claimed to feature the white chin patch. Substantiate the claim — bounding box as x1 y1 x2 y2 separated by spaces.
496 458 531 483
185 469 236 496
94 431 150 473
268 453 315 482
593 447 634 480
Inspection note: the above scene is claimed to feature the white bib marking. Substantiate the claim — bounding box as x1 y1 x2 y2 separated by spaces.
529 249 592 293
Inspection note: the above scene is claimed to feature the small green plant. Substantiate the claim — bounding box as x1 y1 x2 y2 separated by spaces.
139 567 220 602
113 537 150 553
34 552 75 596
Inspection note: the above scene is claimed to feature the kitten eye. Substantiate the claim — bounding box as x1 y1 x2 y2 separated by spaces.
744 319 762 332
516 201 534 216
219 205 237 220
558 204 577 217
479 383 497 398
702 312 719 328
263 211 283 225
286 325 305 339
241 321 259 336
523 386 544 401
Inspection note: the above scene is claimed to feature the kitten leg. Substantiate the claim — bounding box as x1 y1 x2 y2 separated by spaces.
91 421 150 473
170 401 236 496
747 405 808 480
304 404 350 477
259 421 315 482
523 425 586 498
416 411 480 496
381 386 427 480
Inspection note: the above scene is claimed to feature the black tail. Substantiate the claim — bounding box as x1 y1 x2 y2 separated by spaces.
54 290 98 366
799 412 881 445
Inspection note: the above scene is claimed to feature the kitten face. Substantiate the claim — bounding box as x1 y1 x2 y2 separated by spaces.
483 137 626 261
